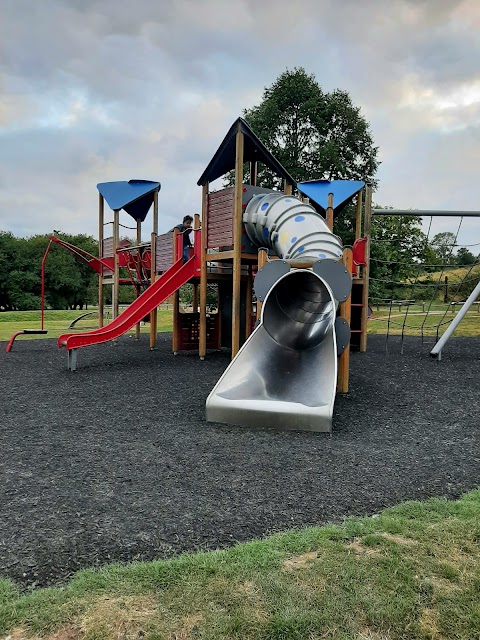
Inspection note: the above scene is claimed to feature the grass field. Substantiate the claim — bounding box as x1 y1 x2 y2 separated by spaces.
0 491 479 639
2 304 479 343
0 309 173 342
368 304 480 337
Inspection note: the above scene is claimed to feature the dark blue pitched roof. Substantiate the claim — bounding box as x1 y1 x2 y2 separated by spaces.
97 180 161 222
197 118 295 186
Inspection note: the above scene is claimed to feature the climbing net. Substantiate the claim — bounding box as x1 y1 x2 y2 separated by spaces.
368 210 480 352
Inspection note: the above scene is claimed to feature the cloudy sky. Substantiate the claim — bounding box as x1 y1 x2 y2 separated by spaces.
1 0 479 245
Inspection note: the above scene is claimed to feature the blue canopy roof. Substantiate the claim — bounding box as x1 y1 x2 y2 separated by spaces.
97 180 161 222
297 180 364 216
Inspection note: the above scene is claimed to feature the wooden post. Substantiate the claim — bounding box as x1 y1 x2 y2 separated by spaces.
250 161 257 186
112 209 120 320
98 193 104 328
360 185 372 353
135 217 142 339
192 215 200 313
337 248 353 393
284 181 293 195
172 227 180 354
231 124 244 358
199 183 209 359
149 190 159 349
193 285 199 312
355 190 363 239
245 265 253 338
256 248 268 321
326 193 334 231
354 190 363 278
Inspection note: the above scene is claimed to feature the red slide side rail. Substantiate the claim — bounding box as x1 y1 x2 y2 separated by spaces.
58 257 199 352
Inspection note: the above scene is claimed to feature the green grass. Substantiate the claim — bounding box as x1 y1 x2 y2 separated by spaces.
368 304 480 337
1 491 479 639
0 309 173 342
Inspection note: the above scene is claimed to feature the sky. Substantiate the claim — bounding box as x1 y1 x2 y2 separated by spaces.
1 0 479 246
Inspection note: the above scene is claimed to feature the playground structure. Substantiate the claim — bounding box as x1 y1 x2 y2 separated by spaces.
53 118 371 432
7 117 478 430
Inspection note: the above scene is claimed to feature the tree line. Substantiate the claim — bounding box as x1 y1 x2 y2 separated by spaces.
0 232 137 312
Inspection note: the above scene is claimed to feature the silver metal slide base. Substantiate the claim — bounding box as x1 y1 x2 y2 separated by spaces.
206 324 337 433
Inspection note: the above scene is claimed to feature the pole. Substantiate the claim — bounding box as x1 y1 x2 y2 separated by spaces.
373 210 480 217
337 248 353 393
172 228 180 354
431 280 480 360
98 193 104 327
232 124 244 358
354 190 363 278
41 241 52 330
192 213 200 312
250 161 257 186
199 183 209 359
256 248 268 321
326 193 334 231
360 185 372 353
135 217 142 339
150 190 159 349
245 264 253 339
112 209 120 320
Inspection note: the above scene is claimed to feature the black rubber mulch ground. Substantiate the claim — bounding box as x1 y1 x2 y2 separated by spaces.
0 333 479 589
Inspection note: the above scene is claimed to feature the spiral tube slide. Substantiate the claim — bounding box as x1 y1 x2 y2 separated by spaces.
206 265 350 432
207 191 351 432
243 192 344 261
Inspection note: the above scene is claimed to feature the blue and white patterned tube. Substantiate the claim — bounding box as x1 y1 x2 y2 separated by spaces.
243 192 343 262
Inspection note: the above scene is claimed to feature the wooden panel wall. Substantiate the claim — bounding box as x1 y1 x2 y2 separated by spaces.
102 237 114 258
156 232 174 272
207 188 234 248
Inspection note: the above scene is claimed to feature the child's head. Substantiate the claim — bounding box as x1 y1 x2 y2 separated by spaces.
183 215 193 228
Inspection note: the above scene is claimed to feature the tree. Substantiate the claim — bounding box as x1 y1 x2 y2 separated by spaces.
429 232 457 266
368 212 430 302
0 232 19 310
228 68 379 190
0 231 100 311
456 247 476 266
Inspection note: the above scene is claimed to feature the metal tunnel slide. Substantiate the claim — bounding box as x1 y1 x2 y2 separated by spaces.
206 192 352 433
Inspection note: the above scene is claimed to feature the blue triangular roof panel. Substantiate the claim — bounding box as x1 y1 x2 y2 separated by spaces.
297 180 364 215
97 180 161 221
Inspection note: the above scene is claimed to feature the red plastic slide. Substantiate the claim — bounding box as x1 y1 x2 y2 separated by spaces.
58 255 198 352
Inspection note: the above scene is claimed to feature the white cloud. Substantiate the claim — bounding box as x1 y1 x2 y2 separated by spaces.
0 0 479 247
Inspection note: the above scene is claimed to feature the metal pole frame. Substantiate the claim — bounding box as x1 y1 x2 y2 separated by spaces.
373 210 480 218
430 280 480 360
